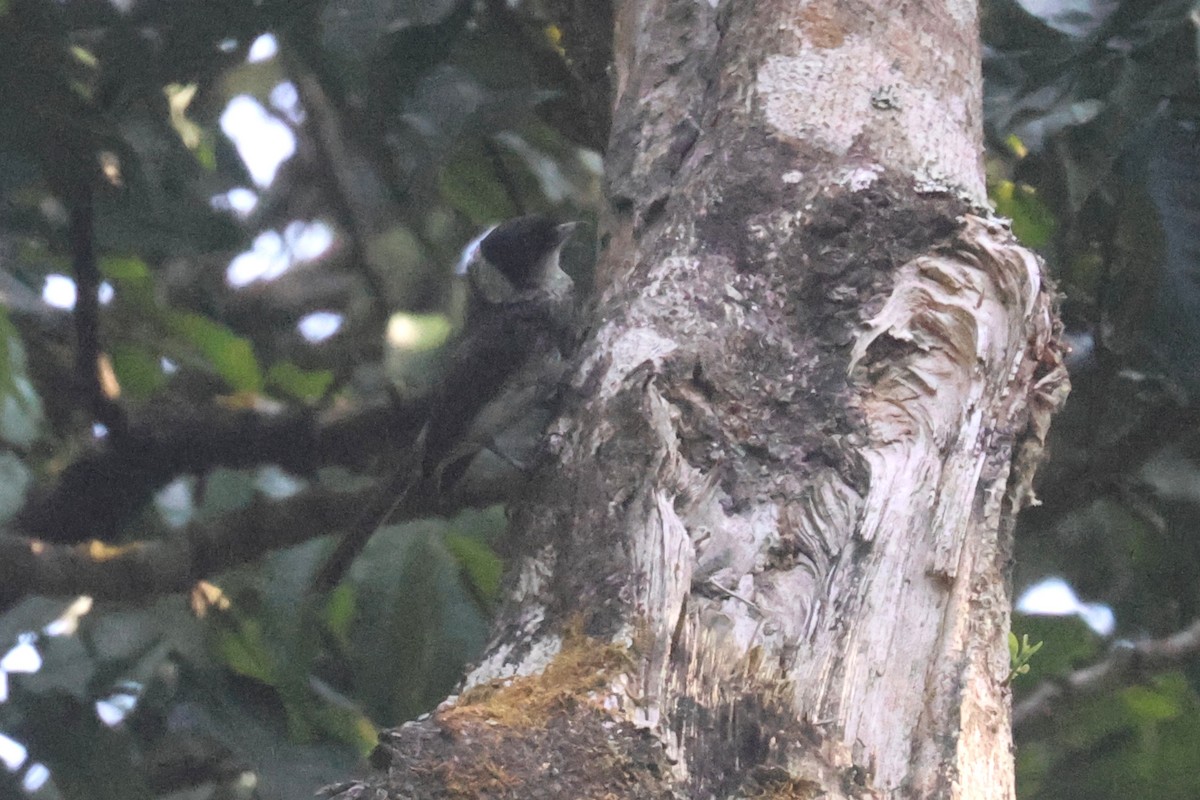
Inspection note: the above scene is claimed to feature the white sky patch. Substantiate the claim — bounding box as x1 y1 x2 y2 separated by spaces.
42 275 113 309
227 231 289 286
0 636 41 674
220 95 295 187
23 763 49 792
269 81 305 124
211 187 259 217
284 219 334 261
1017 576 1115 636
92 422 108 439
218 37 239 53
42 274 76 309
96 689 139 727
161 357 178 374
247 33 278 63
226 220 334 287
297 311 343 343
255 466 305 499
0 733 26 771
156 477 195 529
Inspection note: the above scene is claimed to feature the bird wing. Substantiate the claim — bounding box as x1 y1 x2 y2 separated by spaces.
420 297 564 479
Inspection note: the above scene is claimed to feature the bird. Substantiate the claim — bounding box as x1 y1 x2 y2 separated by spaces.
310 215 579 593
424 215 578 491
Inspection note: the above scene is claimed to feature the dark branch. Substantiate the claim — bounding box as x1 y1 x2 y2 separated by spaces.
15 396 427 543
67 174 126 435
0 444 522 607
1013 617 1200 729
0 483 372 605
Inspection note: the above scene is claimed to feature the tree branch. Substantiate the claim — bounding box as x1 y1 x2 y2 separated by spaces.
67 173 126 435
15 396 426 543
1013 617 1200 728
0 478 429 605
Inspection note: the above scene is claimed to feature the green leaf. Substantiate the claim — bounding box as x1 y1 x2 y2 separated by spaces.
1122 675 1188 723
445 533 503 602
990 179 1056 248
170 312 263 393
267 360 334 401
324 583 357 644
98 255 150 282
1011 613 1102 680
109 343 168 399
440 144 518 224
213 615 275 684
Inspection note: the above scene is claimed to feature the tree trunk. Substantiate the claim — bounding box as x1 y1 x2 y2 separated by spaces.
330 1 1067 798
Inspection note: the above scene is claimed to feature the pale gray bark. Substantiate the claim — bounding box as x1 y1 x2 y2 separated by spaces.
343 2 1068 799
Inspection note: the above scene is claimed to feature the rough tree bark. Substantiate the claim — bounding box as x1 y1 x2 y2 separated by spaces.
327 1 1067 798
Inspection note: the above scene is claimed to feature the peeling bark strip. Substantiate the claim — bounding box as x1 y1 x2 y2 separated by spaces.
347 1 1067 799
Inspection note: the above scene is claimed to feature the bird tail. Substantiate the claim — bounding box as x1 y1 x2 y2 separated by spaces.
308 464 421 595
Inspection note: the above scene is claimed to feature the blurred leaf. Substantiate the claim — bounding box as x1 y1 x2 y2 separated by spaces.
1122 674 1188 723
0 598 78 649
445 532 502 603
324 584 356 645
17 693 149 800
171 312 264 393
172 664 360 799
164 82 203 150
0 379 43 447
83 596 200 661
440 142 518 223
14 635 94 701
0 451 31 522
109 343 168 399
212 613 275 685
99 255 150 282
1006 133 1029 159
199 468 258 516
345 521 489 725
1024 673 1200 800
991 179 1056 247
0 308 43 447
266 361 334 401
387 312 453 352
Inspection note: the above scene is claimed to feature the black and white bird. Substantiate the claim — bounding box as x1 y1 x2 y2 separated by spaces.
424 215 579 493
312 215 579 592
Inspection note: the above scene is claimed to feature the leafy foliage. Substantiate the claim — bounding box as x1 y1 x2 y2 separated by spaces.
986 1 1200 798
0 0 597 796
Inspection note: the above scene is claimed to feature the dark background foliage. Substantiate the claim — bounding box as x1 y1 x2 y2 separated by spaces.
0 0 1197 797
986 1 1200 798
0 0 599 796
